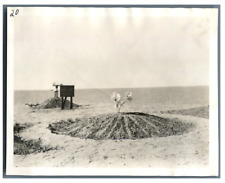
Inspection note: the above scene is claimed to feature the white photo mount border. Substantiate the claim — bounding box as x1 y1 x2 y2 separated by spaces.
3 4 220 177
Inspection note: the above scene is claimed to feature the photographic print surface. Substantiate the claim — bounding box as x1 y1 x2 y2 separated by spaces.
6 6 219 176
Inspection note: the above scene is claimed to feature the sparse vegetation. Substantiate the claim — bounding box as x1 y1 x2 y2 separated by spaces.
164 106 209 119
14 123 57 155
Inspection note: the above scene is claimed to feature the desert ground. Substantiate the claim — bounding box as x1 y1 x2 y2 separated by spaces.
13 101 209 170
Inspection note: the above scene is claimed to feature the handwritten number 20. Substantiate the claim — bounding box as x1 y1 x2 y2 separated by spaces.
10 9 19 17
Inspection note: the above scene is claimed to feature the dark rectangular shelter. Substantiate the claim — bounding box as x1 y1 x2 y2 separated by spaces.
60 85 74 109
60 85 74 97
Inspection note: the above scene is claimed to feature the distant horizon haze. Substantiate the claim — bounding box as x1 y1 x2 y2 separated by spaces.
14 85 209 91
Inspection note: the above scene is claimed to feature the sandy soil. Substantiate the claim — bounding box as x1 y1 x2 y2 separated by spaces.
13 104 209 169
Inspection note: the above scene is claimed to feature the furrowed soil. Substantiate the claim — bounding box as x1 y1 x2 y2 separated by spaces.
48 112 194 140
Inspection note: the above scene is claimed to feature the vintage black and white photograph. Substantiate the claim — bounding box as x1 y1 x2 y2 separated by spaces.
6 6 219 176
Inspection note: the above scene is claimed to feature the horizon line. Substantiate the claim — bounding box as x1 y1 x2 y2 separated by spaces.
14 85 209 91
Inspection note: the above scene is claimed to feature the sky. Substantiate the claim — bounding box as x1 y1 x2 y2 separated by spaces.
11 8 210 90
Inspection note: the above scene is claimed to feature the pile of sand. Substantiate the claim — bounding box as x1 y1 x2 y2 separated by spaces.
27 97 80 109
48 112 194 140
164 105 209 119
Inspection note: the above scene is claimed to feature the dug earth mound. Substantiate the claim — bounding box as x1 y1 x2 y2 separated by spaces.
26 97 80 109
48 112 194 140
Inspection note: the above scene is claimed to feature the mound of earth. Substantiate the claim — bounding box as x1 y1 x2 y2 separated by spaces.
165 105 209 119
48 112 194 140
28 97 80 109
